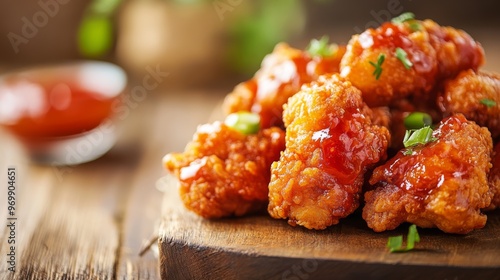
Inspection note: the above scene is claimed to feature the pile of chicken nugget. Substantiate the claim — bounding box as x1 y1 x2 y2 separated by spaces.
163 13 500 234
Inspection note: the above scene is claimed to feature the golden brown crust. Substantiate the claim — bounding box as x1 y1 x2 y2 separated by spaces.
268 74 390 229
438 69 500 138
163 123 285 218
423 21 485 80
363 114 493 234
223 43 346 128
487 143 500 210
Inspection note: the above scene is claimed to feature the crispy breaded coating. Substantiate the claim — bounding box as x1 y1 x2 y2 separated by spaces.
223 43 346 128
487 143 500 210
438 69 500 138
163 123 285 218
268 74 390 230
340 19 484 107
364 106 391 129
363 114 493 234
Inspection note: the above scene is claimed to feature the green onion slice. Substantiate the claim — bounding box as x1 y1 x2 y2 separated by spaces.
404 112 433 130
306 36 338 58
409 21 421 31
403 148 414 156
369 53 385 80
387 235 403 252
480 98 496 108
387 224 420 253
391 12 416 24
403 126 437 148
224 112 261 135
395 47 413 69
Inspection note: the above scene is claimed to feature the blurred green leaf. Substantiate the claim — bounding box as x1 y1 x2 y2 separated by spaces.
78 15 113 58
228 0 305 74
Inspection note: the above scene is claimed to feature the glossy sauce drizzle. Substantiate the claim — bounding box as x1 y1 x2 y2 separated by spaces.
248 46 344 128
317 108 376 185
366 22 435 76
372 115 471 199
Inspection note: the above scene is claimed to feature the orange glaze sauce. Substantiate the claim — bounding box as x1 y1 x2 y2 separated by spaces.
317 108 371 185
373 115 470 199
0 64 124 142
248 47 344 129
370 23 413 49
367 22 435 76
250 53 311 128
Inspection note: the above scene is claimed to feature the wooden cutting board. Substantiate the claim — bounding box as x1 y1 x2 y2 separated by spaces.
157 176 500 280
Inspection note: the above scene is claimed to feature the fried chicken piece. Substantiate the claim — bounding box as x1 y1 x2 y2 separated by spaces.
487 143 500 210
363 114 493 234
223 43 346 128
364 106 391 129
267 74 390 230
340 19 484 107
163 122 285 218
438 69 500 138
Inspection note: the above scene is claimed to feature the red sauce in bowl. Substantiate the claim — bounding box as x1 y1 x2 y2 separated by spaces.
0 61 126 142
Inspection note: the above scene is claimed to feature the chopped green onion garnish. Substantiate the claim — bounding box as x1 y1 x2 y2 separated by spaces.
403 126 437 148
395 47 413 69
369 54 385 80
404 112 433 130
391 12 416 24
387 235 403 251
409 21 421 31
387 224 420 253
306 36 338 58
480 98 496 108
406 224 420 250
403 148 414 156
224 112 261 135
392 12 420 31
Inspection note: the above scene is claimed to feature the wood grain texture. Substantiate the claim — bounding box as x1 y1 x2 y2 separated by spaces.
0 90 224 280
0 130 149 279
158 177 500 280
116 92 224 279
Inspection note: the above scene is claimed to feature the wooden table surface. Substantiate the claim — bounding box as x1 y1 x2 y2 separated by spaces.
0 89 225 279
1 28 499 280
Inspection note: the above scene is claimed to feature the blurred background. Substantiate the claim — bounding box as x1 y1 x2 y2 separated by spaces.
0 0 499 90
